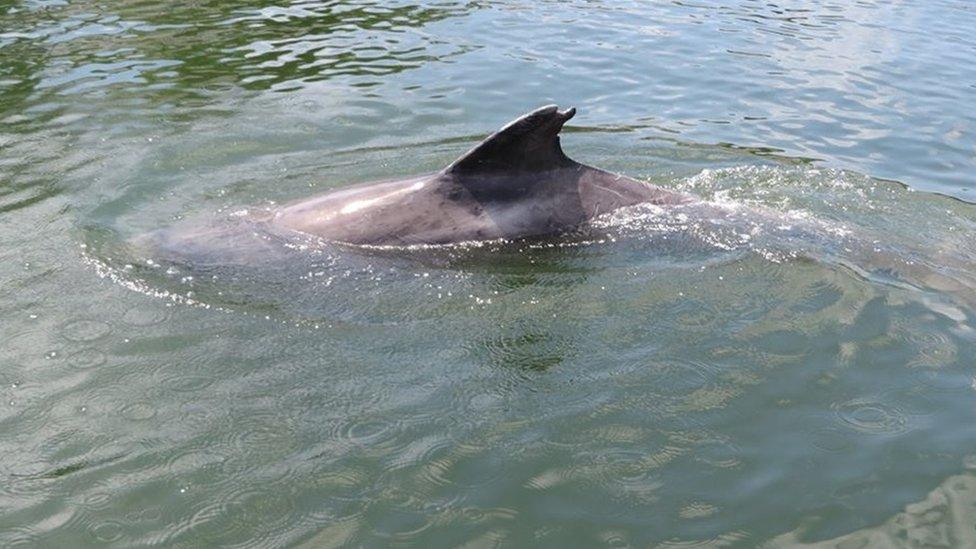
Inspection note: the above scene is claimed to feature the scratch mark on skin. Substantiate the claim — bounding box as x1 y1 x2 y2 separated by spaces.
339 180 426 215
591 182 628 201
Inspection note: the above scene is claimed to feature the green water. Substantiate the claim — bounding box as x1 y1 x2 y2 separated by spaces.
3 1 976 547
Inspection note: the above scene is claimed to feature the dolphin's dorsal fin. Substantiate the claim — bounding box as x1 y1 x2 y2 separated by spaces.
444 105 577 175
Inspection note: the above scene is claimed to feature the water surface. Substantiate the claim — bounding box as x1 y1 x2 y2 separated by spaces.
2 0 976 547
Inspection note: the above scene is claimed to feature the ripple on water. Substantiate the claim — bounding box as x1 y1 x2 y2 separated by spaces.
120 402 157 421
668 298 723 335
419 443 511 493
347 420 396 445
89 520 125 543
296 513 366 548
166 373 218 394
165 448 225 487
83 490 114 510
169 484 298 548
647 359 716 394
597 529 631 548
689 435 743 470
120 506 165 545
477 329 573 372
525 445 671 506
380 433 455 479
232 414 299 456
66 348 107 370
414 452 460 492
329 415 402 455
306 464 372 503
60 319 112 342
903 328 957 368
368 506 435 544
458 506 518 524
219 421 300 484
597 449 665 503
0 527 42 548
653 530 751 548
879 386 938 417
174 503 229 545
178 400 226 428
832 398 909 435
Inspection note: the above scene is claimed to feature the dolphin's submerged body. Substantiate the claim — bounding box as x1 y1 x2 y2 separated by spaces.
144 105 692 257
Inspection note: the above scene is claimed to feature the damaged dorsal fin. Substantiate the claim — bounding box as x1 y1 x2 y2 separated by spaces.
444 105 578 175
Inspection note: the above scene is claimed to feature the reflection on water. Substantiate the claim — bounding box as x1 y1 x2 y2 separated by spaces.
2 0 976 547
770 464 976 548
1 0 478 107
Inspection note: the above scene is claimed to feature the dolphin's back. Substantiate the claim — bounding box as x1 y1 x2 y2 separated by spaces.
146 106 690 250
271 105 688 245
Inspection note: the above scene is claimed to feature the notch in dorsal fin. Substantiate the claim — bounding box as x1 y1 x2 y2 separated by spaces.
444 105 577 175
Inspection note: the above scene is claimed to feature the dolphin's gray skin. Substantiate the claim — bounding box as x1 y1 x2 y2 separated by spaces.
139 106 694 263
271 105 692 245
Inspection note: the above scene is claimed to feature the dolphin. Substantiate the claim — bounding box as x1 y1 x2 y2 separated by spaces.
128 106 976 320
270 105 692 245
139 105 694 262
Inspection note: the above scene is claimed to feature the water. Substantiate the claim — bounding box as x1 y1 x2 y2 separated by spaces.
2 0 976 546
